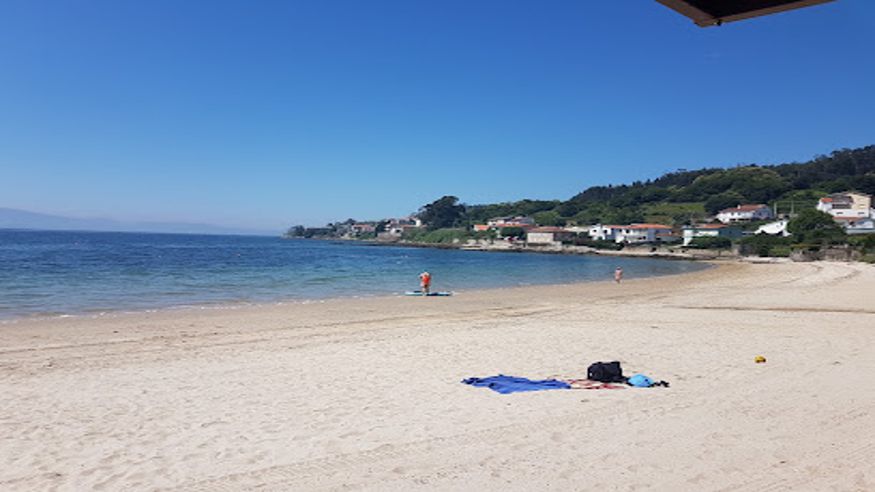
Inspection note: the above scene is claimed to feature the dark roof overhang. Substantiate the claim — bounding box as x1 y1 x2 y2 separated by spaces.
656 0 835 27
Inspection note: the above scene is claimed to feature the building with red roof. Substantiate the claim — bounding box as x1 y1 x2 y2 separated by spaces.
816 192 873 219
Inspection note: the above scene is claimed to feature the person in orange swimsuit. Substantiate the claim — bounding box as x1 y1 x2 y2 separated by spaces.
419 271 432 296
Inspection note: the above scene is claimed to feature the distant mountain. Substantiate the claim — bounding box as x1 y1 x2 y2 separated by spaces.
0 208 274 236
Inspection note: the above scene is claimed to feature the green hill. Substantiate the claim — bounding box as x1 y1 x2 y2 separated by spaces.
463 145 875 227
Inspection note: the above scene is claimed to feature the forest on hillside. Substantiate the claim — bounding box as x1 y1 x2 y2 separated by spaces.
456 145 875 228
287 145 875 238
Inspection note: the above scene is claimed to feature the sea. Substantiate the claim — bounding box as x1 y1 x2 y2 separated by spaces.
0 230 709 320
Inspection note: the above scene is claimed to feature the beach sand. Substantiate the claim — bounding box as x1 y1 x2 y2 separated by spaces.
1 261 874 491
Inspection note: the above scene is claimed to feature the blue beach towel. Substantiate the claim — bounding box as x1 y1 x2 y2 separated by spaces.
461 375 571 394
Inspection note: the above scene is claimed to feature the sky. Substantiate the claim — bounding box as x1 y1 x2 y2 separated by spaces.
1 0 874 230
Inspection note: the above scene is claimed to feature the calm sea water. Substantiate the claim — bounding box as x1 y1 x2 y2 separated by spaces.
0 230 708 319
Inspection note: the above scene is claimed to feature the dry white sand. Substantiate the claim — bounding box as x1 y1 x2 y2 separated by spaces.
1 261 874 491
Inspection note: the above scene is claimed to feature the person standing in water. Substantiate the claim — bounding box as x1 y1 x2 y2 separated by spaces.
614 267 623 284
419 271 432 296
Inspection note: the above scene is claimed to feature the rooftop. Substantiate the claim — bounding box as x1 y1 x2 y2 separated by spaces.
625 223 673 230
656 0 835 27
529 226 569 233
719 204 768 213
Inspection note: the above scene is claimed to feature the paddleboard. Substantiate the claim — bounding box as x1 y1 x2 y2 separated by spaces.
404 291 453 297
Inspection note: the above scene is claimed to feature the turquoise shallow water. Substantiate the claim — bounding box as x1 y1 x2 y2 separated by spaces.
0 230 708 319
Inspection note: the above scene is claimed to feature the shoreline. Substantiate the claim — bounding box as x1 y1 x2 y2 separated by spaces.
316 236 737 261
0 257 716 326
311 236 871 263
2 260 874 490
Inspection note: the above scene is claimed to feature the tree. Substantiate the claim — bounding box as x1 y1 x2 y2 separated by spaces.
283 225 306 238
499 227 525 238
555 201 580 217
786 209 846 245
704 191 745 215
857 174 875 196
739 234 792 257
418 196 466 230
604 207 645 225
532 210 563 226
688 236 732 249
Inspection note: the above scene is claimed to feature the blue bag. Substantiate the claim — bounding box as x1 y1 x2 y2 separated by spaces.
627 373 654 388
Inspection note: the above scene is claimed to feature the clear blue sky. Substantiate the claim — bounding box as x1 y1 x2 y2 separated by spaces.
2 0 873 230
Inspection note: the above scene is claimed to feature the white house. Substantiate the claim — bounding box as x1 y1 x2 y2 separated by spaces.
814 192 875 234
473 216 536 234
816 192 873 219
350 223 376 235
383 216 423 236
614 224 676 244
833 216 875 235
716 204 774 224
682 224 743 246
587 224 623 242
486 216 535 228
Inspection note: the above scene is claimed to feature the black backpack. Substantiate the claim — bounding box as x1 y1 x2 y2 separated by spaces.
587 361 627 383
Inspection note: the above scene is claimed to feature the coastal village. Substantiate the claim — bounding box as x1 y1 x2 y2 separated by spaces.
292 190 875 260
